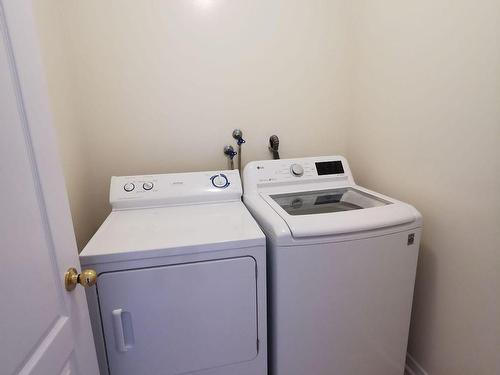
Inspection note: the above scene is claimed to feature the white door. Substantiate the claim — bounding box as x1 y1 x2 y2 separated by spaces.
97 258 258 375
0 1 99 374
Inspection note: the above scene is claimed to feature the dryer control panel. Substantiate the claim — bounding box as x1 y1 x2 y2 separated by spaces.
110 170 242 210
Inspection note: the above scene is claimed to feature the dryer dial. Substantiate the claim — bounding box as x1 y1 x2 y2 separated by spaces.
211 174 230 188
123 183 135 192
143 182 154 191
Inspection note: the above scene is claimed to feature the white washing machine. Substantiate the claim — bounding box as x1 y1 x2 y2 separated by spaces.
80 170 267 375
243 156 422 375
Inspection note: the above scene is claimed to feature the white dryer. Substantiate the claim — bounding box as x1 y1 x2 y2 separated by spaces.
80 170 267 375
243 156 422 375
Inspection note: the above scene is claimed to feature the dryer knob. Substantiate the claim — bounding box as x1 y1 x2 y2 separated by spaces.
211 174 230 188
143 182 154 191
290 164 304 177
124 183 135 192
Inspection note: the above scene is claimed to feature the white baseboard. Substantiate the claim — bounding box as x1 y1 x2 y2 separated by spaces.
406 353 429 375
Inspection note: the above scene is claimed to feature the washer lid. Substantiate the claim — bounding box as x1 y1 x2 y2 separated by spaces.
270 187 390 215
262 186 419 237
80 201 264 265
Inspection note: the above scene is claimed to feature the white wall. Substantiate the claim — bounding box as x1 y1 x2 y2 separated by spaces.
348 1 500 374
33 0 351 249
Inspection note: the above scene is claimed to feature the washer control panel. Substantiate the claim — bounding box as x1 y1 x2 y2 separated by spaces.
243 156 354 192
111 170 241 210
250 160 317 183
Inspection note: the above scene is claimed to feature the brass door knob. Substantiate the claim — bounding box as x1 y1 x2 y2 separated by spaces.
65 267 98 291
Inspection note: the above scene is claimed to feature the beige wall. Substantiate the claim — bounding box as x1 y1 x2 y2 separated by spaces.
33 0 351 249
34 1 500 373
33 1 99 250
348 1 500 374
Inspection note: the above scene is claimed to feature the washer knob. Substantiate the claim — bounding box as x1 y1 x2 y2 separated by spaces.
211 174 229 188
143 182 154 191
290 164 304 177
123 183 135 192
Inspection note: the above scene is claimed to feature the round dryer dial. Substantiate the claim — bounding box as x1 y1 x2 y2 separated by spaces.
123 183 135 192
143 182 154 191
290 164 304 177
211 174 230 188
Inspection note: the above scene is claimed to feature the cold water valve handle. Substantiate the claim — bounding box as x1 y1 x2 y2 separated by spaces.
223 145 237 170
224 145 237 159
232 129 246 145
232 129 245 174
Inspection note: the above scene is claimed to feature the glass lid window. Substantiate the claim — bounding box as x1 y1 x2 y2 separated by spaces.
269 188 390 216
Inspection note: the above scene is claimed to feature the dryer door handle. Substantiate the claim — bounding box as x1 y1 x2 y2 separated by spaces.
112 309 135 352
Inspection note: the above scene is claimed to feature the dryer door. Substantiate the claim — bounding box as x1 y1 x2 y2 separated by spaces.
97 257 258 375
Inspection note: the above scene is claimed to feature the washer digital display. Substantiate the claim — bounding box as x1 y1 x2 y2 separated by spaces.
315 161 344 175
